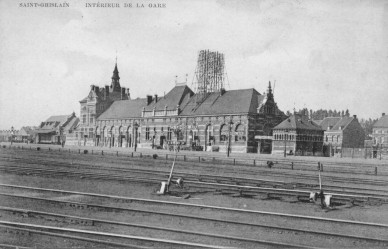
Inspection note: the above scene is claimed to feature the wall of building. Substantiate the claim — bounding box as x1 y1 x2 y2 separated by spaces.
272 129 324 156
342 119 365 148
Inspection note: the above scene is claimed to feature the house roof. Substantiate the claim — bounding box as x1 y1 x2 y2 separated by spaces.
36 114 76 132
63 117 79 131
45 115 70 123
144 85 194 111
274 114 323 131
319 117 341 130
332 116 354 130
180 88 261 116
374 115 388 128
97 98 146 120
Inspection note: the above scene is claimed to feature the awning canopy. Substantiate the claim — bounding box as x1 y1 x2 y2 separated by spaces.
35 129 57 134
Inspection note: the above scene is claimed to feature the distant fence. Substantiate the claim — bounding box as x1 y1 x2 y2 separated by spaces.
340 147 388 160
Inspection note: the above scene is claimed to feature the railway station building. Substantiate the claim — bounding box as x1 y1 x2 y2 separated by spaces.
272 113 324 156
66 63 130 146
68 51 287 153
93 82 286 153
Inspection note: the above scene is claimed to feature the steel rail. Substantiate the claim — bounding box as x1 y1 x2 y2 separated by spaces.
1 184 388 228
3 145 387 169
0 206 322 248
2 152 388 188
0 222 230 249
2 152 388 187
1 194 387 245
0 244 32 249
0 226 149 248
1 165 388 202
1 149 388 176
2 163 388 197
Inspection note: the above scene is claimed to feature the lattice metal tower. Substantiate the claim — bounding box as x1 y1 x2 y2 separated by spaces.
192 50 225 103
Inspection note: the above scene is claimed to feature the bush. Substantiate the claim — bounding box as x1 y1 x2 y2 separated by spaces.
36 147 41 151
83 150 88 154
153 154 158 159
2 145 6 148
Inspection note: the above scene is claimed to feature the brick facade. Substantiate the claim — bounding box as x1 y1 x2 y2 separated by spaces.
71 79 286 153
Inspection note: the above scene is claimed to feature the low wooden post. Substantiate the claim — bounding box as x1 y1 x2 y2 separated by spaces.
140 153 142 158
291 162 294 170
166 154 168 160
375 166 378 175
183 155 186 161
253 159 256 166
78 149 80 154
131 152 134 157
233 158 236 165
101 150 104 155
198 156 200 162
49 147 51 151
116 151 119 156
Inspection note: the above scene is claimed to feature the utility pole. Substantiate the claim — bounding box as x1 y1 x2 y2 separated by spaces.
284 130 288 157
227 116 233 157
134 123 139 152
10 126 14 145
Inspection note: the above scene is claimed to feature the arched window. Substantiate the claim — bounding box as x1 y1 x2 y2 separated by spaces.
235 124 246 142
220 124 228 142
206 125 214 145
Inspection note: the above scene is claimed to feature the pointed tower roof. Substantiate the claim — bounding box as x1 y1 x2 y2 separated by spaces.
110 60 121 92
112 62 120 81
266 81 274 102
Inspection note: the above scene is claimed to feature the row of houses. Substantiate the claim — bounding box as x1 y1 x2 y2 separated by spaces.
8 57 387 158
0 127 37 143
271 113 366 157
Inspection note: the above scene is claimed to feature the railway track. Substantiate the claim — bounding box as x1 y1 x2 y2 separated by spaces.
1 150 388 188
1 184 387 248
1 146 388 176
1 163 388 205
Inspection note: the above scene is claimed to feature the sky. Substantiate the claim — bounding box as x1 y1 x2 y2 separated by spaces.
0 0 387 130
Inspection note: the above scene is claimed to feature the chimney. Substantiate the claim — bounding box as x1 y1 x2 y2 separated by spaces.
126 88 130 100
353 115 357 119
146 95 153 105
90 85 95 91
105 85 109 100
121 87 126 100
95 86 99 93
383 113 386 117
154 94 158 103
